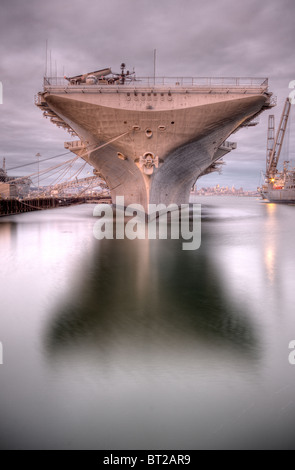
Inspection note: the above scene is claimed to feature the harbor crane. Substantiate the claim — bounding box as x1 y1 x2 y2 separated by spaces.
266 97 291 181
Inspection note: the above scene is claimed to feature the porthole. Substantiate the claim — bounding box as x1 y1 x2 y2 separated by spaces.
133 125 141 131
145 129 153 138
158 125 166 131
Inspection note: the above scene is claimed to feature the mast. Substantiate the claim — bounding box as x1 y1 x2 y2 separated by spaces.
153 49 156 85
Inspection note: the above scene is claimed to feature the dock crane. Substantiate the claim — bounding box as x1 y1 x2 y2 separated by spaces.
266 97 291 181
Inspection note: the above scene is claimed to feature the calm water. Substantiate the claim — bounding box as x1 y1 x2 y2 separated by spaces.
0 197 295 450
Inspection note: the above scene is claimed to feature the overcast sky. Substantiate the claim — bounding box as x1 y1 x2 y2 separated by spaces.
0 0 295 189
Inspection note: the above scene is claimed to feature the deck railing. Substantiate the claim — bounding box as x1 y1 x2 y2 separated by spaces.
43 76 268 88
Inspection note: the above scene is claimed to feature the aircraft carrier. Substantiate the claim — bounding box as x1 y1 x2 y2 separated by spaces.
35 64 274 210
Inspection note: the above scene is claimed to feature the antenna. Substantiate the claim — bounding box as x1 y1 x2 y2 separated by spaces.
45 39 48 77
153 49 156 85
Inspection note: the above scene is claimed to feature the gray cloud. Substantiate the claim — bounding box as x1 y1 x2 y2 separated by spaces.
0 0 295 187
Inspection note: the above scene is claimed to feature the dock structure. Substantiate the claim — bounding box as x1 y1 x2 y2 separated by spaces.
0 195 111 217
0 165 111 217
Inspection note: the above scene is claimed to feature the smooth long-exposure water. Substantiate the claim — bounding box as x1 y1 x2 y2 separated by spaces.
0 196 295 449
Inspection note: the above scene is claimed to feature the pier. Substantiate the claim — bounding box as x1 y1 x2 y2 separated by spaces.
0 195 111 217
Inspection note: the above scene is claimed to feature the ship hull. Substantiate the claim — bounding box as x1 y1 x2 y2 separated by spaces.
261 169 295 203
261 189 295 203
37 79 272 210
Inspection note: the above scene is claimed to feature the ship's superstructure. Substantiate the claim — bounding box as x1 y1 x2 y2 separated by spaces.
36 65 274 210
260 97 295 203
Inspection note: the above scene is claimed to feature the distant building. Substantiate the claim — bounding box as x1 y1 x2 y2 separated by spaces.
194 184 258 197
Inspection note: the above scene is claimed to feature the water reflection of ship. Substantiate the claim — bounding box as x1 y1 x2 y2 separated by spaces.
45 233 259 361
262 202 294 312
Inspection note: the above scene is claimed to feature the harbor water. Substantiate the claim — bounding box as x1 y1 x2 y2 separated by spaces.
0 196 295 449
